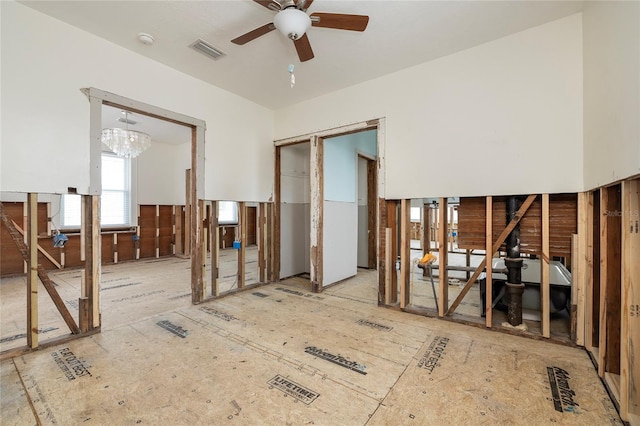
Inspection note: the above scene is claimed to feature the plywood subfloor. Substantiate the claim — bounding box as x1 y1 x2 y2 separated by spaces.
406 248 572 341
1 259 621 425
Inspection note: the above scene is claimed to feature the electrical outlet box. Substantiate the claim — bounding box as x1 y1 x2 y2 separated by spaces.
233 241 241 249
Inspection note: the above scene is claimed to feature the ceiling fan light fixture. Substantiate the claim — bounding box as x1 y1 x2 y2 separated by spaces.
273 8 311 40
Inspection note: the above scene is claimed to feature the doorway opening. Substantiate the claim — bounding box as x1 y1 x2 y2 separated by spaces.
274 120 383 292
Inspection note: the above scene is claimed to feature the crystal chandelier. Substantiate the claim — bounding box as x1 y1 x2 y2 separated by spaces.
101 111 151 158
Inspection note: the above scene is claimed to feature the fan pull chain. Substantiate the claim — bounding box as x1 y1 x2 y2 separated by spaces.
288 64 296 88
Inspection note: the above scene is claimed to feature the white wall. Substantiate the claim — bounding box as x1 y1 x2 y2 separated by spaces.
275 14 584 199
323 201 357 286
583 1 640 189
136 141 191 205
280 143 310 278
0 1 274 202
322 132 377 285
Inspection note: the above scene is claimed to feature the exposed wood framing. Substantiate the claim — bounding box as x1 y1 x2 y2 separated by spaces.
171 205 177 255
577 191 592 347
438 198 449 317
238 202 246 289
621 178 639 423
190 119 206 303
448 205 455 252
175 205 183 255
23 187 28 273
113 234 118 264
274 119 380 147
0 202 81 339
588 190 602 353
388 200 398 304
60 244 66 269
82 87 206 306
274 146 281 282
81 195 101 331
400 199 410 308
274 118 383 294
423 204 430 255
571 234 579 341
46 202 52 236
258 203 267 283
465 250 471 281
367 160 377 269
447 194 536 316
267 203 276 282
210 201 219 297
189 177 202 301
155 205 160 258
10 220 62 269
27 194 38 348
458 195 577 257
80 202 87 263
598 186 622 378
485 196 493 327
384 227 392 305
135 205 141 260
421 204 431 277
310 136 323 292
378 198 388 304
185 169 192 257
541 193 550 338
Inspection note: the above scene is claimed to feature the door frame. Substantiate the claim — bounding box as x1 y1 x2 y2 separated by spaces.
274 118 385 292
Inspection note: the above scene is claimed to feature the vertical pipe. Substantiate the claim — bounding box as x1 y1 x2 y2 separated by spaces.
505 195 524 326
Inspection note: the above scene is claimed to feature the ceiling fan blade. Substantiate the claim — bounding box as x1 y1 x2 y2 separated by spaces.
231 23 275 45
293 33 314 62
310 12 369 31
253 0 280 11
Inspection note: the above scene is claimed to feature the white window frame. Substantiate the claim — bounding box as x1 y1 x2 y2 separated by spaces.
61 152 133 229
218 201 238 225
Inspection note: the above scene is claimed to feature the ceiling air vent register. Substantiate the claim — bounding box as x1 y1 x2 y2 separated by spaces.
190 39 226 60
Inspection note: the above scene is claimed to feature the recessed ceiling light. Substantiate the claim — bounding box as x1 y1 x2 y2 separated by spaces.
137 33 155 46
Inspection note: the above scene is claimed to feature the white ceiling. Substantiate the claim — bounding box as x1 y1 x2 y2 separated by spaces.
22 0 584 111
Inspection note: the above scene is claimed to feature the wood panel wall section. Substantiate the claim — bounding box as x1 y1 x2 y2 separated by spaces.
1 202 185 277
1 202 54 275
458 194 577 257
139 205 157 258
247 206 257 246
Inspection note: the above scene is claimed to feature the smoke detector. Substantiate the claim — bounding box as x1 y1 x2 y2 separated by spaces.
137 33 155 46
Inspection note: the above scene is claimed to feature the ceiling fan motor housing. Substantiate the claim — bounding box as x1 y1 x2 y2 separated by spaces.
273 8 311 40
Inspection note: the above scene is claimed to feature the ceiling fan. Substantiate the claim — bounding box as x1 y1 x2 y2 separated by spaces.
231 0 369 62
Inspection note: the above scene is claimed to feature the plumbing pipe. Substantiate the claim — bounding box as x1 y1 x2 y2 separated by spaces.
505 196 524 326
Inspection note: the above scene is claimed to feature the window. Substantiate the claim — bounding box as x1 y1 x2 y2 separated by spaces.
218 201 238 225
62 153 131 228
410 207 421 222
